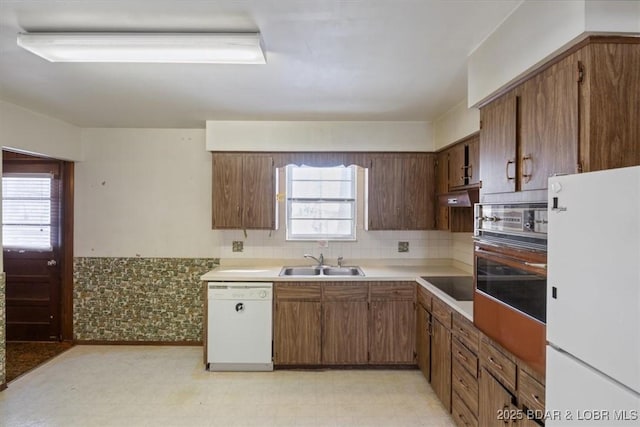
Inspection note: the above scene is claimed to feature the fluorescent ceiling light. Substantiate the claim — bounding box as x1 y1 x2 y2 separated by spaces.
16 32 266 64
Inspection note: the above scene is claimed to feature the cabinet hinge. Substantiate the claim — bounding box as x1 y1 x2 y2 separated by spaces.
577 162 583 173
367 351 370 362
577 61 584 83
479 120 483 130
367 302 370 310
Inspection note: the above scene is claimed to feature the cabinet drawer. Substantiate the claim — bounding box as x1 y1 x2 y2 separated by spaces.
432 297 453 329
323 283 368 301
519 368 546 414
452 337 478 378
417 285 432 310
452 391 478 427
275 283 322 300
453 357 479 415
453 314 479 354
370 282 415 300
480 339 517 393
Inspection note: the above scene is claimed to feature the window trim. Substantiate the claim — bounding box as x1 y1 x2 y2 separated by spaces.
285 165 357 241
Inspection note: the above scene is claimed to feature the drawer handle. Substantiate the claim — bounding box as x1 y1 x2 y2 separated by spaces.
531 393 543 405
458 327 469 337
458 412 470 427
457 377 469 390
488 356 504 371
456 351 469 362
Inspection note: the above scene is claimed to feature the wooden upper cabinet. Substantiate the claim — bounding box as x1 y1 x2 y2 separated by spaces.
242 156 276 229
367 157 404 230
404 154 436 230
582 42 640 172
479 92 517 195
435 150 449 231
467 135 480 186
519 53 579 191
367 154 436 230
212 154 243 228
448 142 466 189
211 153 276 229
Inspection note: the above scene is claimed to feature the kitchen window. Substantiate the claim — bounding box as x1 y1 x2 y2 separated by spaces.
286 165 356 240
2 174 54 250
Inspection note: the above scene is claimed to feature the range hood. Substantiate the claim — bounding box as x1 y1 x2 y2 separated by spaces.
438 188 479 207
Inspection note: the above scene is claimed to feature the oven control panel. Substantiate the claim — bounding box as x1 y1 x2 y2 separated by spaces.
474 203 548 238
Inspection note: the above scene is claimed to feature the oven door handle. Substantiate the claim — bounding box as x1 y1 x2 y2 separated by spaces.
524 262 547 269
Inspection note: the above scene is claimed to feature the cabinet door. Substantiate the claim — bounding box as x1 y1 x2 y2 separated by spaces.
404 154 435 230
212 154 243 228
369 300 415 363
448 142 466 189
479 92 517 194
242 156 275 229
416 304 431 380
431 317 452 412
435 150 449 230
519 53 578 191
467 134 480 186
274 301 321 365
479 368 518 427
322 301 368 364
367 157 404 230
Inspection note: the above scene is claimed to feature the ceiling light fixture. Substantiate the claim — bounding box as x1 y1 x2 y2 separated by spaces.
16 32 266 64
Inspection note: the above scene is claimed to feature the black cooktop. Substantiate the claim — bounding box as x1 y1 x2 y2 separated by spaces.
420 276 474 301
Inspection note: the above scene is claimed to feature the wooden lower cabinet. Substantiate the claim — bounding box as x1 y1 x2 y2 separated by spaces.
274 300 322 365
479 368 519 427
273 283 322 365
431 317 452 412
370 299 415 364
416 303 431 380
322 283 369 366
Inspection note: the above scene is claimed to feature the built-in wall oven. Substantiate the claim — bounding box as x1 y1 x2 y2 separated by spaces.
474 202 548 374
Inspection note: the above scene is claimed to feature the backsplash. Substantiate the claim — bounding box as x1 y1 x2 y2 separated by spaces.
452 233 474 267
73 257 218 342
0 273 5 387
217 229 453 263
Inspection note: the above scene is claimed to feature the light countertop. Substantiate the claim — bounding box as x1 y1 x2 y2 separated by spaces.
201 261 473 321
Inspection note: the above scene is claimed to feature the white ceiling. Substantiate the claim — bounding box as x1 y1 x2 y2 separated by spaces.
0 0 520 128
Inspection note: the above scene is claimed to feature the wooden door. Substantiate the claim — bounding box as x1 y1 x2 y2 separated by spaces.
448 143 466 189
369 300 415 363
242 156 275 229
274 300 321 365
431 317 452 412
467 134 480 186
403 154 435 230
211 154 243 229
519 53 579 190
479 368 518 427
479 92 517 194
435 150 449 230
416 304 431 380
3 154 63 341
367 157 404 230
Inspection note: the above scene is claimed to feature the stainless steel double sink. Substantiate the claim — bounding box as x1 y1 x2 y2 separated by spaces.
279 266 365 277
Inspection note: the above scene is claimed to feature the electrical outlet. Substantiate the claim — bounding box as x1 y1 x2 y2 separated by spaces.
317 240 329 248
398 241 409 253
232 241 244 252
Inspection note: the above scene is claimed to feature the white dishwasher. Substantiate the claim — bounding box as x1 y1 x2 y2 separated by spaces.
207 282 273 371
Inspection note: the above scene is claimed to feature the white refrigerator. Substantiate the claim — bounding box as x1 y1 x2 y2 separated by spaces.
547 166 640 426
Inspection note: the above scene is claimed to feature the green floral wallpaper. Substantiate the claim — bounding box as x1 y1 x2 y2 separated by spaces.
73 257 218 342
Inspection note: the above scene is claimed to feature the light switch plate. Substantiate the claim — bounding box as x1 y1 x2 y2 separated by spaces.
398 241 409 252
232 241 244 252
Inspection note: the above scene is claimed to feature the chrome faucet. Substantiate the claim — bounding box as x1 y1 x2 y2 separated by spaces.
337 256 344 267
304 253 324 267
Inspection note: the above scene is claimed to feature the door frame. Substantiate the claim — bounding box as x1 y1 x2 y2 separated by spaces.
2 150 74 342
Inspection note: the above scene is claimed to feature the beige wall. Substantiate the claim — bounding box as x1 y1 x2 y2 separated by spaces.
0 100 82 161
467 0 640 107
434 98 479 150
207 120 435 152
75 128 220 258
